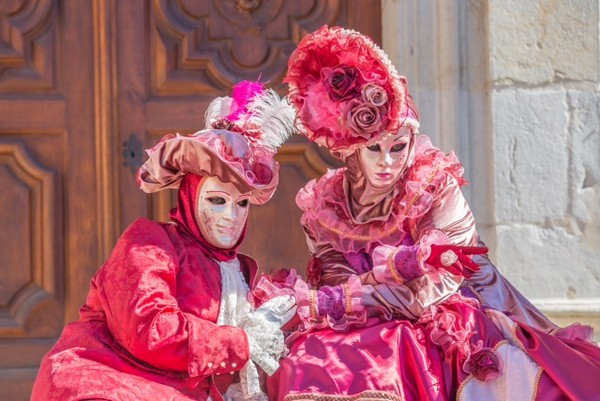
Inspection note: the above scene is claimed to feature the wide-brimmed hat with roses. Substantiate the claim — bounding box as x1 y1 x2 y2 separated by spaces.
285 25 419 156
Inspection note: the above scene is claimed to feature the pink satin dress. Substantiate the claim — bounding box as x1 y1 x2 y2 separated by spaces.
269 136 600 401
31 218 258 401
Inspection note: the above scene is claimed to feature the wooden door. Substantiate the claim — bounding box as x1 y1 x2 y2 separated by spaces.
0 1 381 399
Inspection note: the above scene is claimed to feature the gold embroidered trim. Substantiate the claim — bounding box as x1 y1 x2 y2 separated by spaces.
405 166 440 210
493 339 510 351
466 284 485 305
508 318 528 353
284 390 404 401
386 248 404 284
316 218 399 242
531 367 544 401
309 289 318 319
455 375 475 400
483 309 527 353
342 283 352 314
315 165 442 242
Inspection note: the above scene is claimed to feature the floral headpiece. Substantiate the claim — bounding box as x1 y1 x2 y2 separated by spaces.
285 25 419 156
137 81 295 204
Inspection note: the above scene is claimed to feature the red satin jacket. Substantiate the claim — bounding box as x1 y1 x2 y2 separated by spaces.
31 218 258 401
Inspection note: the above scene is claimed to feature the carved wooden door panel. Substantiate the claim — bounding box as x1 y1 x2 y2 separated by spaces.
0 1 380 399
0 1 104 399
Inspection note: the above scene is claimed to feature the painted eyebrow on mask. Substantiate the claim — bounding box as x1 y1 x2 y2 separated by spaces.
205 191 231 196
391 136 410 143
206 191 250 201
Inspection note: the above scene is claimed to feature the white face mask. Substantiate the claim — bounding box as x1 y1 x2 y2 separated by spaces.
358 127 413 188
196 176 250 249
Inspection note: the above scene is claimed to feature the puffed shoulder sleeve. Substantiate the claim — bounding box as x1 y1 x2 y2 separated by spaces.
417 174 478 246
92 218 249 377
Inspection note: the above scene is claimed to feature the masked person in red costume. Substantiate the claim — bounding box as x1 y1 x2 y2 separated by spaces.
267 26 600 401
31 82 297 401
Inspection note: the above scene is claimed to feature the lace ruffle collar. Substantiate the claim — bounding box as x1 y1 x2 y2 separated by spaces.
296 135 467 253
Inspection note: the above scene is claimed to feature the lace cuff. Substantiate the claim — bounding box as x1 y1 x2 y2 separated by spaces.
295 275 363 324
372 230 452 284
372 244 420 284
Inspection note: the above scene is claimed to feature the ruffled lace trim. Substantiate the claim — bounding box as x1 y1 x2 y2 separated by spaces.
297 135 467 253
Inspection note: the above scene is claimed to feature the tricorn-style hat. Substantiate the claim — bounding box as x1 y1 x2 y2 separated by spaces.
137 81 295 204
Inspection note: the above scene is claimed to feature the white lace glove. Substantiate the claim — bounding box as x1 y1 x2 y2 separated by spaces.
244 319 286 374
239 295 297 398
252 295 297 327
242 295 296 374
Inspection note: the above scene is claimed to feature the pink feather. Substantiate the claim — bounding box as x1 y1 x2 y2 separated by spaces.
226 81 265 122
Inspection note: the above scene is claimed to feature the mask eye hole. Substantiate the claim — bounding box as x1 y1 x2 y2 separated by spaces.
207 196 226 205
391 143 407 152
237 199 249 207
366 144 381 152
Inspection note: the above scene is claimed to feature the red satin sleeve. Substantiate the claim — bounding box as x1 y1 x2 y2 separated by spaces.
89 219 250 378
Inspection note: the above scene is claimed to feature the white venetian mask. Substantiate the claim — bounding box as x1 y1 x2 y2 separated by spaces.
196 176 250 249
358 126 413 188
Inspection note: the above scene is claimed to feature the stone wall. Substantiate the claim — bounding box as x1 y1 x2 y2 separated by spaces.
382 0 600 332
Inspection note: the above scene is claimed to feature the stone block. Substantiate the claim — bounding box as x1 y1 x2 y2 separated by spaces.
569 90 600 247
493 88 569 223
496 224 600 299
490 0 599 84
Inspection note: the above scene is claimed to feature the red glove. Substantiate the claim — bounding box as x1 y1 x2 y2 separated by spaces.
426 244 488 278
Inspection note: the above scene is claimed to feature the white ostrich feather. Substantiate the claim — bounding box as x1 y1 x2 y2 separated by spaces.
204 97 233 129
242 89 295 149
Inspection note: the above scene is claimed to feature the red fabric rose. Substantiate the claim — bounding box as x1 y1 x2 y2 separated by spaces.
211 118 234 130
322 65 360 101
269 267 292 284
464 348 502 381
250 268 298 307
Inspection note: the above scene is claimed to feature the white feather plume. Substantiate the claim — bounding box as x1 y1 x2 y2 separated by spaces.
242 89 296 149
204 97 233 130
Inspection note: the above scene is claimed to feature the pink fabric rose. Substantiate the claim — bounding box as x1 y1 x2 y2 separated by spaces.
429 309 458 349
322 65 359 100
346 100 383 137
419 299 476 361
464 348 502 381
361 84 388 107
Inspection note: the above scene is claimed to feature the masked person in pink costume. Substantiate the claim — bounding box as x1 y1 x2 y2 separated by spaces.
267 26 600 401
31 82 297 401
